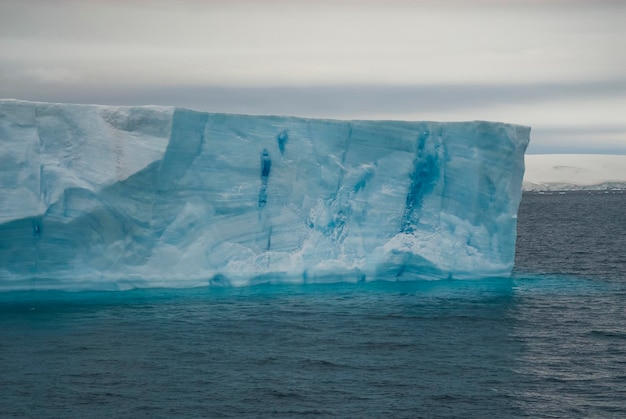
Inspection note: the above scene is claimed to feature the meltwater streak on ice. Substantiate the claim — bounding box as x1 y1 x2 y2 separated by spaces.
0 99 529 290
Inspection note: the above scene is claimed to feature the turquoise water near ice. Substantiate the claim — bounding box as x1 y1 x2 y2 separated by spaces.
0 192 625 418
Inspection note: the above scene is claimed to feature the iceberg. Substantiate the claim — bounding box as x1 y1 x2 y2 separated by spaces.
523 154 626 191
0 99 529 290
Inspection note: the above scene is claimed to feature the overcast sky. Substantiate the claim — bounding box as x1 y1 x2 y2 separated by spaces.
1 0 625 154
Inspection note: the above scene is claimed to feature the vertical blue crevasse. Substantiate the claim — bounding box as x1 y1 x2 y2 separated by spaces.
277 131 288 156
258 149 272 208
401 130 439 233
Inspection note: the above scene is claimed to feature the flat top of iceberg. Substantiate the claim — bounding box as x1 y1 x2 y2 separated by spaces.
1 97 175 112
0 98 529 128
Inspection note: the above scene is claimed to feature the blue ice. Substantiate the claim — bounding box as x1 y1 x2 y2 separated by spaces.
0 99 529 290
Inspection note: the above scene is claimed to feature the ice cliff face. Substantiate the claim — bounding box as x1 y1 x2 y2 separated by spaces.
0 99 529 290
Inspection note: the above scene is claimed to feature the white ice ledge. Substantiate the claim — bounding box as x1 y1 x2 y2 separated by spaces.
523 154 626 191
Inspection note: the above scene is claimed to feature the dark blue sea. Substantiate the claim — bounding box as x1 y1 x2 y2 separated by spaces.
1 191 625 418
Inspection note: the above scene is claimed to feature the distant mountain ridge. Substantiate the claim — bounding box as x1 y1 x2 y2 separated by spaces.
523 154 626 191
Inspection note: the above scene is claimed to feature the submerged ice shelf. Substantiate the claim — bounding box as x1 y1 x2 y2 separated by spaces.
0 99 529 290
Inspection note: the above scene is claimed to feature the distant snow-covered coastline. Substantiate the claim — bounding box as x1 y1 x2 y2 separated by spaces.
523 154 626 191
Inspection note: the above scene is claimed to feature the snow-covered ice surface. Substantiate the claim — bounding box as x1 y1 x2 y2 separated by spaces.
523 154 626 191
0 99 529 290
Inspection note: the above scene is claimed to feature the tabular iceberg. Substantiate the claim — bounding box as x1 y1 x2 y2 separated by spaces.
0 99 529 290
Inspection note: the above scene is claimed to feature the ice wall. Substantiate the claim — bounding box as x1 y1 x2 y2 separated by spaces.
0 99 530 290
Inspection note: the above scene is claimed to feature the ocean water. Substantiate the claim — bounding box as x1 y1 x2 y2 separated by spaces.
1 192 625 418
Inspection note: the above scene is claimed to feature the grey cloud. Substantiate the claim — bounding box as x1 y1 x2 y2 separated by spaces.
3 81 625 118
529 126 626 154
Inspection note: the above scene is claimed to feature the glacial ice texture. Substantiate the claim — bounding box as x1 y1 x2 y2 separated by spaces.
0 99 529 290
